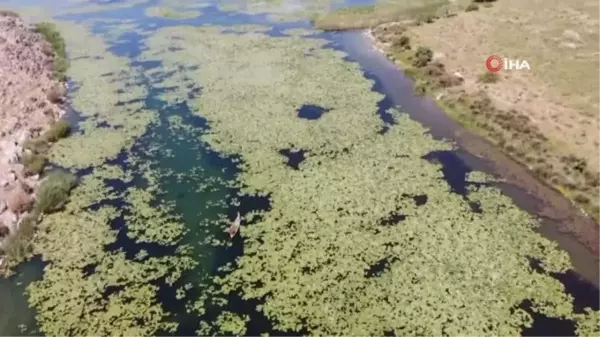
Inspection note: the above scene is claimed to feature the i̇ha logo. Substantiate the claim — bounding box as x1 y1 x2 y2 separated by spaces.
486 55 531 72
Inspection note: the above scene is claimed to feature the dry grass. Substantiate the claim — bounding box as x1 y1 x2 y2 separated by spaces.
313 0 458 30
367 0 599 220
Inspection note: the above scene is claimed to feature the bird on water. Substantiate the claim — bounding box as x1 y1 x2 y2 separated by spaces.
227 212 241 239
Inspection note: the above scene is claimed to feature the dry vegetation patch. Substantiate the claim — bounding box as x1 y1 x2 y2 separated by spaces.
362 0 599 222
313 0 463 30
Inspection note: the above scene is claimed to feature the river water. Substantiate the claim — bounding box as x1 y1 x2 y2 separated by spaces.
0 0 598 335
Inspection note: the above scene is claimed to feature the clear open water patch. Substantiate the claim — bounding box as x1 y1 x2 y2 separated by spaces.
297 104 330 120
279 148 307 169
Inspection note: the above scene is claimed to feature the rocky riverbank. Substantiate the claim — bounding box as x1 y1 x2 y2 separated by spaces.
0 12 66 257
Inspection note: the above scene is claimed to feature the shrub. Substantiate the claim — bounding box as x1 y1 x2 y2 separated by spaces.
1 213 37 264
17 213 37 240
391 35 410 50
35 170 77 214
43 120 70 142
437 73 463 87
2 232 32 266
0 226 9 238
403 67 418 79
47 84 65 103
423 61 445 77
465 3 479 11
574 193 591 205
478 71 501 83
34 22 68 81
416 13 437 24
0 10 19 17
23 138 49 154
412 46 433 68
414 80 428 95
22 152 46 176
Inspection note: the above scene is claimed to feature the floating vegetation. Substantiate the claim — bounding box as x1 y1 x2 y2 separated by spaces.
124 186 187 245
224 24 273 33
282 27 316 36
58 0 151 15
22 21 200 335
159 0 213 9
216 0 343 21
465 170 497 183
145 6 202 19
215 311 250 335
46 22 155 169
27 156 197 334
139 25 598 335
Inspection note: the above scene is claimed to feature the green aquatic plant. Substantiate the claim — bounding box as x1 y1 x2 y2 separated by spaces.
34 22 68 81
139 26 598 335
159 0 213 8
45 22 155 169
24 22 197 336
28 164 197 334
465 170 497 183
282 27 316 36
216 0 344 21
145 6 202 19
58 0 150 15
215 311 250 336
124 187 187 245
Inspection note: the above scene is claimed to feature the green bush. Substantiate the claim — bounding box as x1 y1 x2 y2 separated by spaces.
43 120 70 142
478 71 501 83
23 138 49 154
392 35 411 50
403 67 418 79
17 213 37 239
34 22 68 81
414 80 428 95
412 46 433 68
22 152 46 176
2 232 32 266
465 3 479 11
419 14 437 24
35 170 77 214
1 213 37 267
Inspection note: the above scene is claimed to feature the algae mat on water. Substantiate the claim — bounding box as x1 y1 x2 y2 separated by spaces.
24 22 197 335
139 26 599 336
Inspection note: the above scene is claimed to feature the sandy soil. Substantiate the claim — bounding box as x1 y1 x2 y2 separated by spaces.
0 13 65 237
363 0 600 231
407 0 599 172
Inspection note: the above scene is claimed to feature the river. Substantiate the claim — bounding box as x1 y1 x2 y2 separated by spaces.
0 0 598 335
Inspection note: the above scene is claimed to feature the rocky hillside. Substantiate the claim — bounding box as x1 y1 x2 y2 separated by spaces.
0 12 66 244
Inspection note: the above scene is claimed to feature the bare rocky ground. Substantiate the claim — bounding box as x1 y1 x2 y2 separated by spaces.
0 13 65 241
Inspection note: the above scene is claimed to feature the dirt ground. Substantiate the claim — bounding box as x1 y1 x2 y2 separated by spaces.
357 0 600 223
408 0 599 172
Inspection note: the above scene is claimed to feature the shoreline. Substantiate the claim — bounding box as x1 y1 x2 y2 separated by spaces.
0 12 69 274
361 27 600 260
